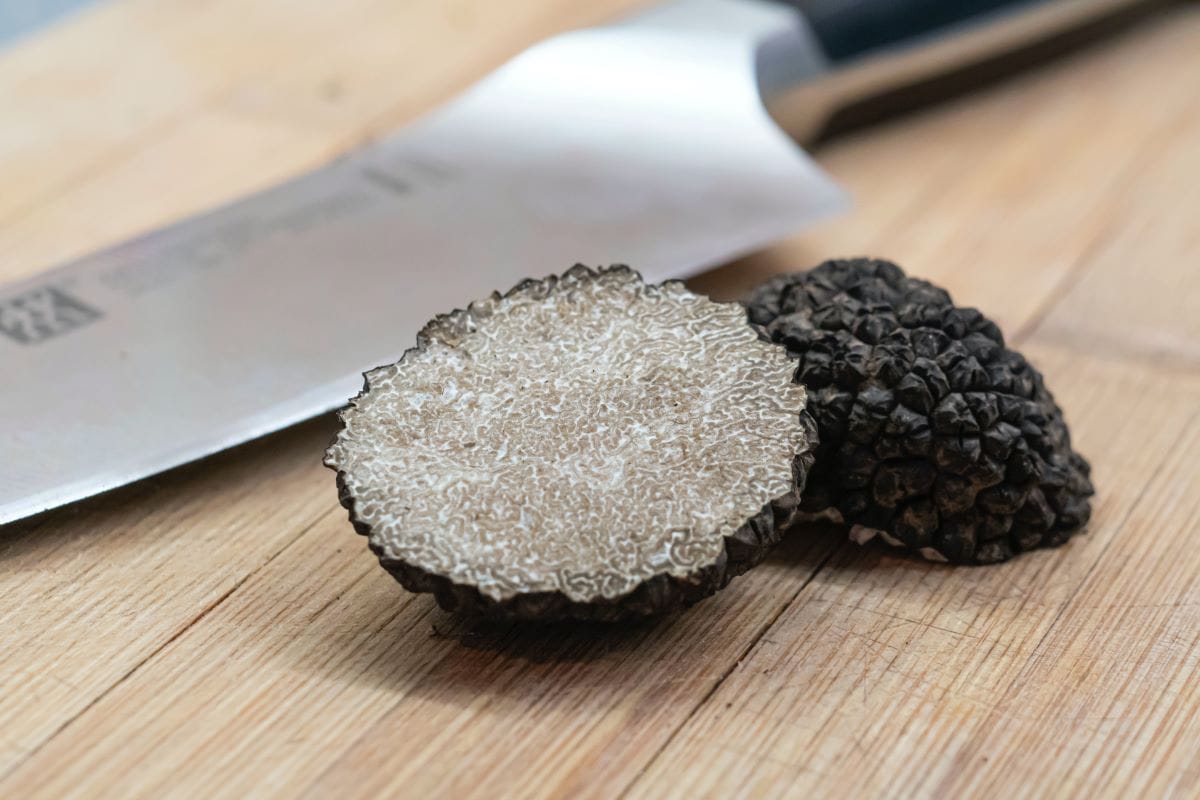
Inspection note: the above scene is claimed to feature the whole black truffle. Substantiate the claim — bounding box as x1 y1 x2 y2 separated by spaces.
326 265 817 620
745 258 1093 564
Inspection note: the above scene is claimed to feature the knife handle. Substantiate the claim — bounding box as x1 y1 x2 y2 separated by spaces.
785 0 1042 63
762 0 1148 139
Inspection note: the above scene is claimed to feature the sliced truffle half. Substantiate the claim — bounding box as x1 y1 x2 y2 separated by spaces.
326 265 816 620
746 258 1094 565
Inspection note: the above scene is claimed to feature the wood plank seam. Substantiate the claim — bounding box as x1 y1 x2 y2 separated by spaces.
1011 223 1120 345
1029 334 1200 374
1010 94 1200 349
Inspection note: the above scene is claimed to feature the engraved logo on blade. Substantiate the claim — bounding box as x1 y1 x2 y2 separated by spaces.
0 287 102 344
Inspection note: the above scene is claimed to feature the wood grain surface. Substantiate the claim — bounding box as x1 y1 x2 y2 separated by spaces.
2 1 1199 797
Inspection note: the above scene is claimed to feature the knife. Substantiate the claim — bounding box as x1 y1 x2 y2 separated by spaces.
0 0 1143 525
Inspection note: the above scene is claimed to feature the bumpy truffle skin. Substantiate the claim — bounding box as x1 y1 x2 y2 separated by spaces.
327 265 817 621
745 258 1093 564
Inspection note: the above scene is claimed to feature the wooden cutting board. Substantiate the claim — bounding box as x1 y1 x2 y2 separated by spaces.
2 1 1198 797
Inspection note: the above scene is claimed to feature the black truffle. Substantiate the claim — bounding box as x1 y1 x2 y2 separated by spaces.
326 265 817 620
745 258 1093 564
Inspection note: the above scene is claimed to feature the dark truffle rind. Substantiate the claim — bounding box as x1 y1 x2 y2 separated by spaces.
745 258 1093 564
327 265 817 620
336 447 815 621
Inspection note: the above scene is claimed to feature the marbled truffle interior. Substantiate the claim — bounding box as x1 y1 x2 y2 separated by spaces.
326 266 810 604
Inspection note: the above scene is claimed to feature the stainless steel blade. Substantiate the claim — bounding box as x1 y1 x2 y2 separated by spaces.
0 0 846 525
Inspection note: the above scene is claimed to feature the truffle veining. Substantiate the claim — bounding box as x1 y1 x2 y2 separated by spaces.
327 265 816 619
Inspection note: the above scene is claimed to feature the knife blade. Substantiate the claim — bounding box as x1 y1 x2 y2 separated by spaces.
1 0 848 525
0 0 1145 525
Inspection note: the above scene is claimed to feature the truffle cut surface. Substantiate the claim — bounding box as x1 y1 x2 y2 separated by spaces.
326 266 814 619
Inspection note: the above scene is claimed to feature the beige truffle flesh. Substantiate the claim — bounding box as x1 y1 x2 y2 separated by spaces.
325 265 816 621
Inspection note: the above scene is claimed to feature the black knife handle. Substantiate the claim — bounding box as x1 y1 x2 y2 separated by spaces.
786 0 1045 62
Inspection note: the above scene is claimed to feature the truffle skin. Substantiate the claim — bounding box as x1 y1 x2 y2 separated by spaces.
745 258 1093 564
326 265 817 620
